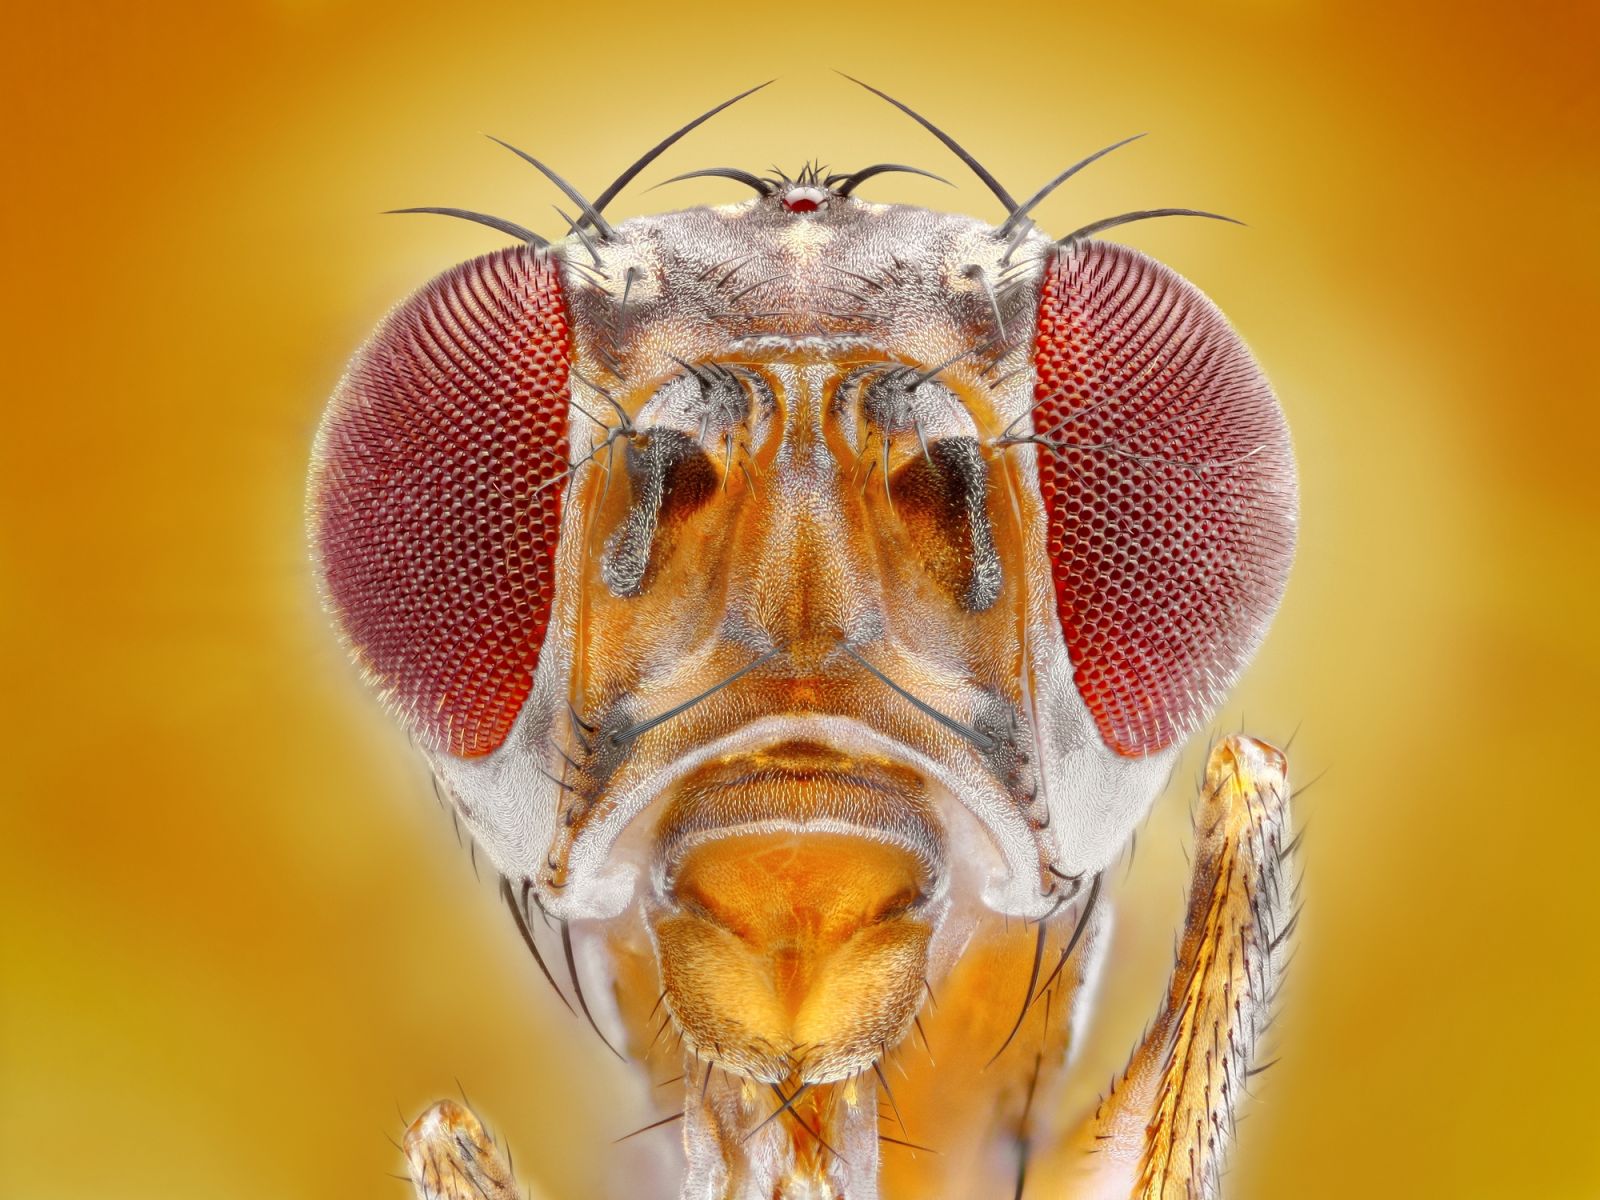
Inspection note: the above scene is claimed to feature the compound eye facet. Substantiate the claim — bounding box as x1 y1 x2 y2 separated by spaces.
1030 240 1297 757
309 246 572 757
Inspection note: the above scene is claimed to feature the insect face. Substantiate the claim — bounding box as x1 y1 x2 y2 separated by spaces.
309 88 1297 1197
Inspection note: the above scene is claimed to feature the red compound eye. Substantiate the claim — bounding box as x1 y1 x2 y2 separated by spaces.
309 245 572 757
1030 241 1296 757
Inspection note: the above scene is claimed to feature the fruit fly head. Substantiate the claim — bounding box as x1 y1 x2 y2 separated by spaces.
308 88 1295 1089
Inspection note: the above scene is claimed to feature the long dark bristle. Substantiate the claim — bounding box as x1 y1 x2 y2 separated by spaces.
906 336 1000 387
551 205 602 266
880 1132 940 1154
560 920 626 1062
998 133 1148 237
836 73 1017 211
767 1083 848 1165
827 162 952 197
609 646 784 745
841 645 996 751
1030 873 1103 1005
872 1061 908 1134
742 1083 811 1143
1013 1049 1044 1200
613 1111 684 1143
653 166 774 197
384 207 547 245
587 81 774 222
1058 208 1244 246
500 878 574 1015
486 136 616 239
986 899 1057 1067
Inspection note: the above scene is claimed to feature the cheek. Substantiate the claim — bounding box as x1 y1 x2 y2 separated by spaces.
309 246 573 757
1029 241 1297 757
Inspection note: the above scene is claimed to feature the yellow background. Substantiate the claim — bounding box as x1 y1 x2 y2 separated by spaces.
3 1 1596 1196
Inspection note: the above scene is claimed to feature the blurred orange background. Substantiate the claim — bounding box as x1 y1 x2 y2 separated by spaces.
3 2 1596 1197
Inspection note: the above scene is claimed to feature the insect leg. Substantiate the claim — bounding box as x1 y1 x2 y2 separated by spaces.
1032 734 1296 1199
402 1099 530 1200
